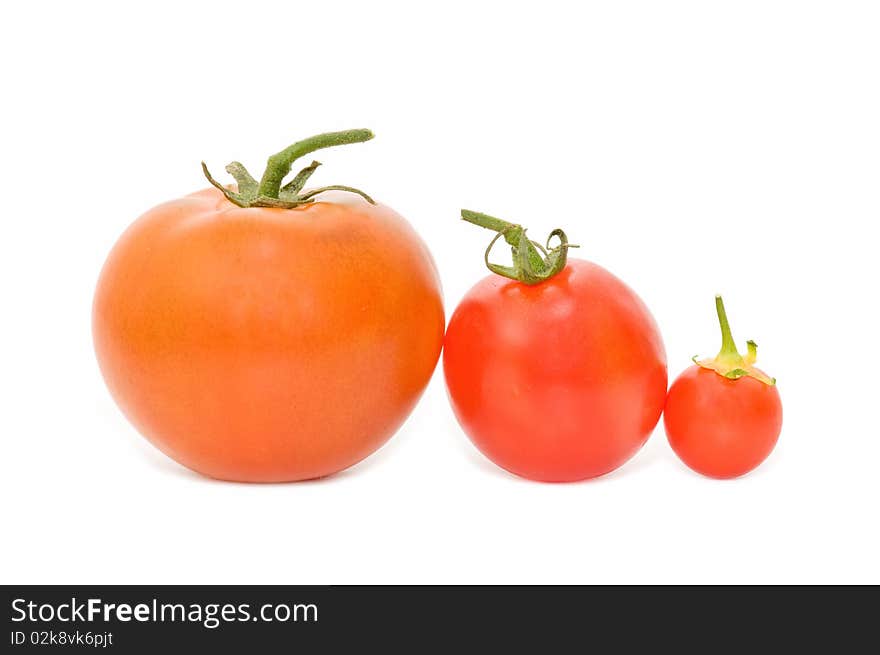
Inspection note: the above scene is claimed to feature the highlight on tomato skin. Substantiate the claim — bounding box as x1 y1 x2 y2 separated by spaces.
92 130 445 482
443 210 668 482
663 295 783 479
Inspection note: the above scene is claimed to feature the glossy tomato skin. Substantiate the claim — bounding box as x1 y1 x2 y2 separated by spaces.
663 366 782 478
93 189 444 482
443 259 667 482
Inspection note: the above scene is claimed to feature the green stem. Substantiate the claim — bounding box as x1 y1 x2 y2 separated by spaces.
461 209 542 270
460 208 576 285
694 295 775 385
715 295 744 364
257 129 373 199
202 129 376 209
461 209 519 243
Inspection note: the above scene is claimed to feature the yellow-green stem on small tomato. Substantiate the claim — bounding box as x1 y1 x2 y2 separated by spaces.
714 295 745 367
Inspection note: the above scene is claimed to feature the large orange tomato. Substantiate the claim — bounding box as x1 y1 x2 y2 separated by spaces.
93 130 444 482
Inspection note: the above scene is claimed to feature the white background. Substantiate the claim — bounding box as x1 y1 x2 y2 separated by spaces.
2 1 878 584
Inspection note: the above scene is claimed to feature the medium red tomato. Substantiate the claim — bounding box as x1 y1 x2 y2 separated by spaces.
443 210 668 482
93 130 444 482
664 296 782 478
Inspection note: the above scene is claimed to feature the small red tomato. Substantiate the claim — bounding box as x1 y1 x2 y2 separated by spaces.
443 210 668 482
664 296 782 478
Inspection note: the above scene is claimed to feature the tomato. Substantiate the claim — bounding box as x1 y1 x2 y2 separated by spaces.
663 296 782 478
93 131 444 482
443 210 667 482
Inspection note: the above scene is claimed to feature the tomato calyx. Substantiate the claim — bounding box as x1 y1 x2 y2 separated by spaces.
201 129 376 209
693 295 776 386
460 209 578 285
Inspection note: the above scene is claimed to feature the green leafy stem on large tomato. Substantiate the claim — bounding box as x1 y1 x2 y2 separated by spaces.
460 209 579 285
202 129 376 209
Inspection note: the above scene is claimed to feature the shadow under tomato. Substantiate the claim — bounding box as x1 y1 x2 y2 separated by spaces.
458 441 526 482
599 436 666 482
142 442 391 486
457 429 669 485
136 390 423 485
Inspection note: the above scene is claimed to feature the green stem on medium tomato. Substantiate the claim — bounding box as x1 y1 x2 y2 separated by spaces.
202 129 376 209
460 209 577 285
